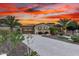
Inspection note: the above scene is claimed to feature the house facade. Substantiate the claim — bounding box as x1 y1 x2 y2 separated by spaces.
34 23 50 34
0 24 20 31
21 23 57 34
21 24 35 34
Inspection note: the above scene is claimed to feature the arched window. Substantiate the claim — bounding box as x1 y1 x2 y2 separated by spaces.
38 27 41 30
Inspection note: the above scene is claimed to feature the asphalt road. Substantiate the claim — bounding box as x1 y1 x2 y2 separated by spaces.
23 34 79 56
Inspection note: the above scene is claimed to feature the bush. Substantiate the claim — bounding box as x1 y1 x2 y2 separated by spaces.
30 51 38 56
59 32 64 36
49 28 58 35
71 35 79 42
25 51 38 56
0 30 9 45
58 36 68 40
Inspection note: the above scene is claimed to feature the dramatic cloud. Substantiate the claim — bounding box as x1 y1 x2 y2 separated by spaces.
0 3 79 25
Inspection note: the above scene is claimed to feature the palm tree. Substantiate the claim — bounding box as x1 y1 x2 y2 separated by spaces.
58 18 72 34
67 21 78 30
67 21 78 35
3 16 21 31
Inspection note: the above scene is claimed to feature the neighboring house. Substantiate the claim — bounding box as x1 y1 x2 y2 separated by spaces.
0 24 20 31
21 23 61 34
0 24 9 30
21 24 35 34
46 23 55 28
34 23 50 34
54 24 63 31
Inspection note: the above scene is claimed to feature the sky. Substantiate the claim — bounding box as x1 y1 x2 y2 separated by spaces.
0 3 79 25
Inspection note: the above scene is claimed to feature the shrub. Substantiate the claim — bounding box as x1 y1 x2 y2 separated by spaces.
30 51 38 56
25 51 38 56
71 35 79 42
59 32 64 36
0 30 9 45
49 28 58 35
58 36 68 40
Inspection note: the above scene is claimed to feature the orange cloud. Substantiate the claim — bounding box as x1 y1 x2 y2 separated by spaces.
18 19 59 25
0 4 18 11
43 12 79 18
25 9 64 15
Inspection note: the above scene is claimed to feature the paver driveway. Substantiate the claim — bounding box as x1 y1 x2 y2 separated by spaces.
23 34 79 56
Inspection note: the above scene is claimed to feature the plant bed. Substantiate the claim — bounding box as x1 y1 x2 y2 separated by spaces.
0 30 38 56
53 35 73 43
0 41 38 56
7 43 39 56
43 34 79 45
71 35 79 43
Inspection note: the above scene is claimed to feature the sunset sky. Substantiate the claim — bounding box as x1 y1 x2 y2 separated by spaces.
0 3 79 25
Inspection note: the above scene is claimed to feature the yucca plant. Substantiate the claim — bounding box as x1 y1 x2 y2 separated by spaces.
9 31 24 48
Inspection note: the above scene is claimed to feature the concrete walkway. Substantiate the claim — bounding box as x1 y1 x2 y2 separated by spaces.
23 34 79 56
0 54 7 56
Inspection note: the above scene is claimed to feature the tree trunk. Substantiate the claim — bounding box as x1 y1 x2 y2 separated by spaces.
63 27 67 35
10 27 13 32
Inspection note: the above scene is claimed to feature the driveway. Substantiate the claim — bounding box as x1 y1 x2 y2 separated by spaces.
23 34 79 56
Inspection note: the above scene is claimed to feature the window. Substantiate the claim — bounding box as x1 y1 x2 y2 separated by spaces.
44 27 47 30
38 27 41 30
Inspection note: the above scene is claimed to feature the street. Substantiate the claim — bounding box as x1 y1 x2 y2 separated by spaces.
23 34 79 56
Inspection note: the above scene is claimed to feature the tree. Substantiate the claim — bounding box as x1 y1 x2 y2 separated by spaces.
58 18 72 34
67 21 78 31
3 16 21 31
67 21 78 35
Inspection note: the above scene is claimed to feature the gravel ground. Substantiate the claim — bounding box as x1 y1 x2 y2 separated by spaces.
0 40 30 56
7 43 29 56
